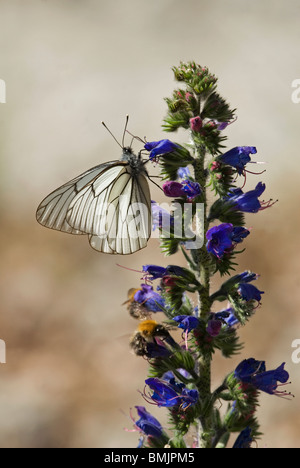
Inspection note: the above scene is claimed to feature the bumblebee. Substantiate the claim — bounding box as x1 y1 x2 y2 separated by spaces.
130 320 176 358
123 288 152 320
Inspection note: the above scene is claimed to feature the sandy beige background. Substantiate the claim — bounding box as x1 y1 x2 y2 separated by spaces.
0 0 299 448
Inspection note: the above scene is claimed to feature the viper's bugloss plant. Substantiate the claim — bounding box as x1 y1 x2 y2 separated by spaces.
126 62 293 449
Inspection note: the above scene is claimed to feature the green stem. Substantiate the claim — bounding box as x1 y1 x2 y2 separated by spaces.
192 143 213 448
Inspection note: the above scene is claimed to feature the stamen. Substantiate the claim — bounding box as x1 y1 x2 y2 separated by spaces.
259 199 278 211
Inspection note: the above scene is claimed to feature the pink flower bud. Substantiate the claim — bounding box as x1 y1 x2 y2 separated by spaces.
190 116 203 132
210 161 221 172
162 181 185 198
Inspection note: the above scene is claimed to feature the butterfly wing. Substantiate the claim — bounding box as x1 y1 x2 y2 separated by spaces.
36 162 118 234
88 171 151 254
67 163 151 254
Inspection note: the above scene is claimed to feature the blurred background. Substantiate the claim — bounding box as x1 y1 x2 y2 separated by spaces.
0 0 299 448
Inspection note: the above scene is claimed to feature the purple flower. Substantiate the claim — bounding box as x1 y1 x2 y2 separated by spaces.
145 139 178 160
238 283 264 302
217 121 230 131
235 359 290 397
219 146 257 174
134 406 163 438
226 182 267 213
206 223 249 259
145 377 198 409
173 315 200 333
134 284 165 312
163 181 186 198
162 180 201 201
207 319 222 337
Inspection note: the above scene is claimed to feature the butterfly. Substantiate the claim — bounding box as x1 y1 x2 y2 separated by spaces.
36 118 152 255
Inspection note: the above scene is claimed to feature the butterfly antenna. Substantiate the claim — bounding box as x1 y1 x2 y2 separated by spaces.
101 121 123 149
122 114 130 148
126 130 146 145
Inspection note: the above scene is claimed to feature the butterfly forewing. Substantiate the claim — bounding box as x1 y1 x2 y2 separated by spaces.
36 154 152 255
36 162 117 234
66 163 126 235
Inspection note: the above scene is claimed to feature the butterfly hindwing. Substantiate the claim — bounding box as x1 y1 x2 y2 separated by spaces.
87 169 151 255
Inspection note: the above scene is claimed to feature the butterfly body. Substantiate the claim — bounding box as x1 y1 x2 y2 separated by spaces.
36 148 152 255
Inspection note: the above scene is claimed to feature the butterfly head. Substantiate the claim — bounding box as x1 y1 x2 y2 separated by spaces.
121 147 148 176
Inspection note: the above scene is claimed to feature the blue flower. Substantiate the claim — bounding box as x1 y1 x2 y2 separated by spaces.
209 308 239 334
145 139 178 160
173 315 200 333
177 167 191 179
231 226 250 243
145 378 182 408
142 264 186 281
206 223 249 258
134 284 165 312
151 201 174 231
144 342 172 358
251 363 290 396
181 179 202 201
237 271 258 284
134 406 163 438
233 427 253 448
235 359 290 397
235 358 266 383
142 265 167 280
206 223 234 258
219 146 257 174
220 308 239 328
238 283 264 302
145 377 199 409
226 182 266 213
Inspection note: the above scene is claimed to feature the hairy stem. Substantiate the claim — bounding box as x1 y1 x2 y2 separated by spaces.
193 143 213 447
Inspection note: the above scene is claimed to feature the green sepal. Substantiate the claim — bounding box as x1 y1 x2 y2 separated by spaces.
207 160 236 197
148 349 198 380
208 198 245 226
159 145 194 181
201 91 236 123
228 293 257 326
192 125 227 156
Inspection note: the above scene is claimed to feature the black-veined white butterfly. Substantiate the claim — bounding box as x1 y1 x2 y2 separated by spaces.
36 117 152 255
